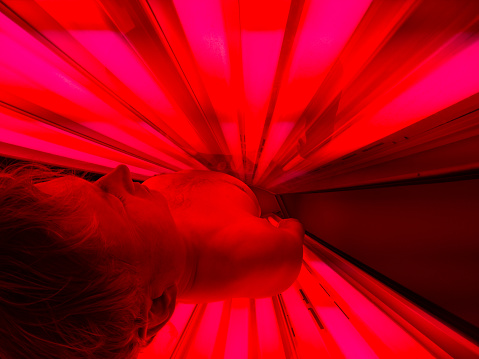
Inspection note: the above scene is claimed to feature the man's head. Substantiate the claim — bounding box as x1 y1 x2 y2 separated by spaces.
0 164 183 358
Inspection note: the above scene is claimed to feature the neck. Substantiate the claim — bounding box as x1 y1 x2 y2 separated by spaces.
176 233 197 300
144 231 196 302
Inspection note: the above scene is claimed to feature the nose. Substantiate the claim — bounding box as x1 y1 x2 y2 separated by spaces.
95 165 134 195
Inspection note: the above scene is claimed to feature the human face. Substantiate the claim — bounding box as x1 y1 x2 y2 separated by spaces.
36 165 185 298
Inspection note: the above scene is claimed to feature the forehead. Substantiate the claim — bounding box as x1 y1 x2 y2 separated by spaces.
39 175 133 237
37 176 96 196
36 176 124 222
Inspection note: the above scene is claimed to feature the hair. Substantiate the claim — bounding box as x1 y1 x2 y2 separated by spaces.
0 163 151 359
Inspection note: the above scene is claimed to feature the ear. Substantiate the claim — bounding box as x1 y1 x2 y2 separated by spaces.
145 285 177 341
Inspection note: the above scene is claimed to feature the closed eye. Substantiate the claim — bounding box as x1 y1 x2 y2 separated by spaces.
108 192 127 208
91 182 126 209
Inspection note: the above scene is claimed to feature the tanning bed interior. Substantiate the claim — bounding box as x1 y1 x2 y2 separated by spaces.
0 0 478 357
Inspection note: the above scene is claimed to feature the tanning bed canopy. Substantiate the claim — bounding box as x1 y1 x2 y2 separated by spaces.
1 1 479 357
0 0 478 193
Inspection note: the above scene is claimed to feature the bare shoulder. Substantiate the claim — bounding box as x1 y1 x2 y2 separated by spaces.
144 171 241 193
144 171 261 216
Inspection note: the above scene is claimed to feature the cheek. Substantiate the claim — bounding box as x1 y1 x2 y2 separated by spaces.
147 206 185 274
121 197 185 277
133 201 174 237
98 213 136 255
129 201 180 252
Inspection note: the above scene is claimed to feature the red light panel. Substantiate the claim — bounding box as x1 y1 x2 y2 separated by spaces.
1 0 477 189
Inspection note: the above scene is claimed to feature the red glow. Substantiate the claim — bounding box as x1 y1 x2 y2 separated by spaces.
242 30 284 163
240 1 290 167
276 0 372 121
0 111 163 176
280 284 332 357
34 0 108 30
172 0 246 164
296 266 378 358
69 31 175 117
255 297 285 358
223 298 250 358
174 0 231 85
240 0 290 31
135 234 479 358
172 0 235 122
1 0 478 187
303 247 436 357
1 1 479 355
186 301 224 357
139 303 196 358
306 37 479 167
254 121 295 184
